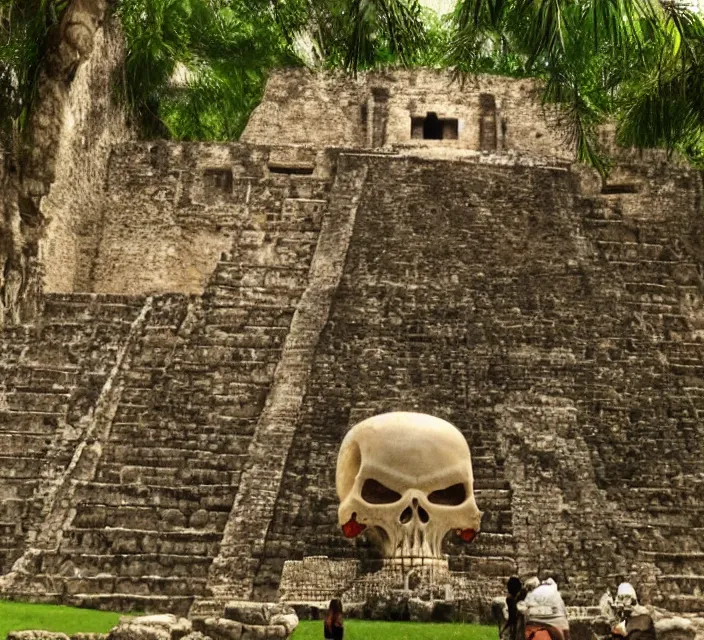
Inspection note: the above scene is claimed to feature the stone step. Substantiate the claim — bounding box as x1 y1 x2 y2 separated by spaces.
651 594 704 614
73 481 235 512
448 554 517 576
657 574 704 594
168 345 281 367
60 574 209 598
107 425 253 454
206 285 305 308
42 296 144 320
72 504 229 533
0 477 38 500
629 486 704 504
61 527 223 557
196 328 288 350
0 433 55 456
634 508 704 528
472 507 513 534
63 593 193 616
43 552 214 578
211 266 311 290
0 499 28 520
104 445 245 471
95 464 237 487
474 488 511 509
643 551 704 574
456 532 515 556
0 365 79 390
2 390 71 413
628 525 704 553
205 306 294 329
473 478 511 490
0 521 22 537
0 455 48 478
0 416 65 442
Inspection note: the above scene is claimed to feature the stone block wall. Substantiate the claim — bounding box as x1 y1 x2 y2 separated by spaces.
91 143 336 295
242 69 570 159
4 142 341 615
254 153 704 612
2 140 704 617
40 18 130 293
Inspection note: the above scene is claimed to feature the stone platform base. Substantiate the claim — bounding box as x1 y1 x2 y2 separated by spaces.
278 555 501 622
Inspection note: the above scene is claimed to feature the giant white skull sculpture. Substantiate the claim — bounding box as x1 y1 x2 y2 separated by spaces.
336 412 481 561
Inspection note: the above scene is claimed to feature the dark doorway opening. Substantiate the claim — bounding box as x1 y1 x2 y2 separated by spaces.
423 112 443 139
268 163 315 175
411 113 460 140
203 168 233 193
601 183 639 195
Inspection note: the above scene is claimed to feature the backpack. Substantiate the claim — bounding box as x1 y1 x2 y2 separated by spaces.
526 625 558 640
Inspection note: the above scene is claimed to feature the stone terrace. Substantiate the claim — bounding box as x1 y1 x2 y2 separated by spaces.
1 143 704 617
16 144 337 615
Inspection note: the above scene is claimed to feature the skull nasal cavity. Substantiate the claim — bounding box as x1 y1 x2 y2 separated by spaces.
428 483 467 505
418 505 430 523
400 506 413 524
362 479 402 504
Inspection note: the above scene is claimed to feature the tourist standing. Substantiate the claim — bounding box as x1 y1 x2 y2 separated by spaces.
519 578 571 640
324 598 344 640
502 577 527 640
605 583 656 640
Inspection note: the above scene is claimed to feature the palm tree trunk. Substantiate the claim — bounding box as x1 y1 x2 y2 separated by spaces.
0 0 112 326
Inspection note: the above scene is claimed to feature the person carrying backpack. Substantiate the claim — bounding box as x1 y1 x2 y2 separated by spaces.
519 578 571 640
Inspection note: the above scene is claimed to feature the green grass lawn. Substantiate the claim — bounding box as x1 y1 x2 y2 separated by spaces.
0 600 498 640
292 620 499 640
0 600 123 640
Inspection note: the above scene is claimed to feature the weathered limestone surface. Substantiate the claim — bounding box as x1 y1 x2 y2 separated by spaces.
255 153 704 611
2 71 704 618
39 15 130 292
242 69 569 159
0 143 346 615
0 294 146 574
1 3 129 312
205 154 367 605
90 144 335 295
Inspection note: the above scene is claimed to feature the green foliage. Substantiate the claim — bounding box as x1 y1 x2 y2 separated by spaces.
0 604 497 640
291 620 499 640
291 0 431 72
0 0 432 143
116 0 299 140
2 0 704 167
0 600 124 640
449 0 704 173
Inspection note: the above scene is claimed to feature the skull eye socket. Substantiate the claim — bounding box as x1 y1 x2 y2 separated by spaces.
428 483 466 505
361 479 402 504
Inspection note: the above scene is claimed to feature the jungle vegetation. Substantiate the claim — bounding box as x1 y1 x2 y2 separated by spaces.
1 0 703 172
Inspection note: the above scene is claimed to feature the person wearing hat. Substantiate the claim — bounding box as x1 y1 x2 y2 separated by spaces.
518 578 570 640
607 583 656 640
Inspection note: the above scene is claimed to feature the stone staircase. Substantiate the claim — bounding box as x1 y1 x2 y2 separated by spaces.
580 196 704 614
627 484 704 613
31 165 335 614
447 440 517 595
0 294 145 575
